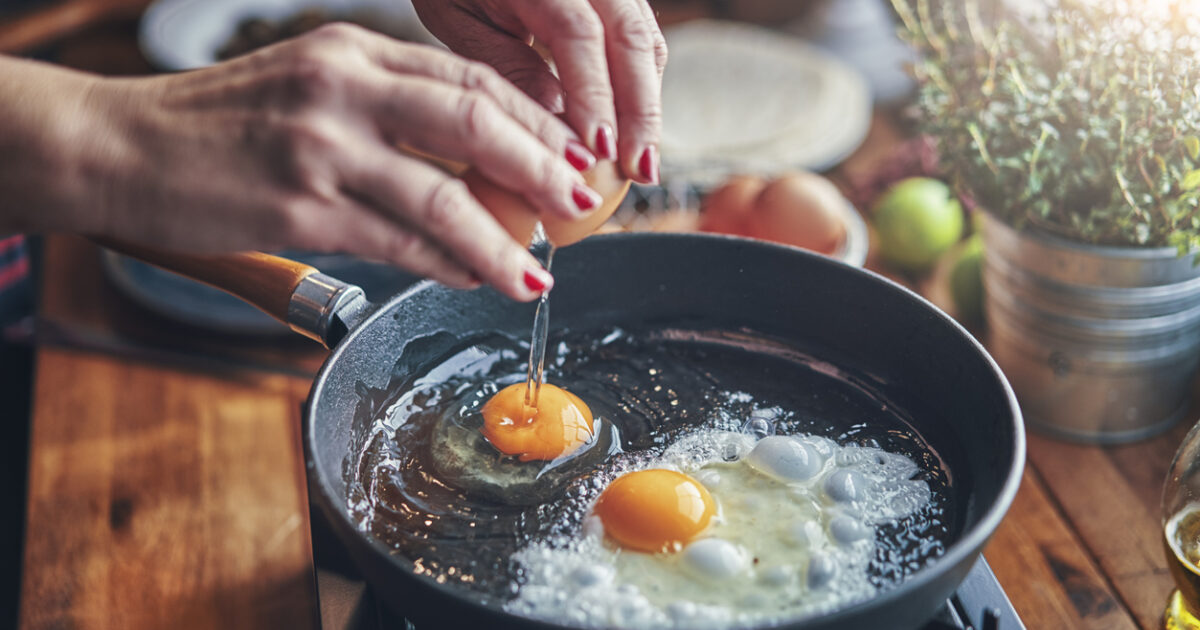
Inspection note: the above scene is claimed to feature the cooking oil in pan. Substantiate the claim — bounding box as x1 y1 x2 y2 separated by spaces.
346 327 953 623
1165 504 1200 629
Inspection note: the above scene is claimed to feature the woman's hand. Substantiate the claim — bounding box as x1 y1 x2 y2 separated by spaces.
2 24 609 300
412 0 668 185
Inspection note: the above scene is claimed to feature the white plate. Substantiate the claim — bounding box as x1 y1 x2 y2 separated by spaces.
139 0 435 71
660 20 871 187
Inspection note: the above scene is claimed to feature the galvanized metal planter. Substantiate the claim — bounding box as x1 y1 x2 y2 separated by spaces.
980 213 1200 443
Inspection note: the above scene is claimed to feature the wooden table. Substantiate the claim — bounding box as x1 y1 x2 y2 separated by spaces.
9 5 1189 630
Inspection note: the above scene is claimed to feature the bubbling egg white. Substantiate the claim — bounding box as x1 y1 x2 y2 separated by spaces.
505 429 932 629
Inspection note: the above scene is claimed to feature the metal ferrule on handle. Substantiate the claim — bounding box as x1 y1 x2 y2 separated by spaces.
287 273 369 347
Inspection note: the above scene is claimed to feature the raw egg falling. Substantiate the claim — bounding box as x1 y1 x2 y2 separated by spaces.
474 159 630 464
481 383 595 462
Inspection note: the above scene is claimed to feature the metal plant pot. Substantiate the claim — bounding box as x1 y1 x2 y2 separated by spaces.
980 213 1200 443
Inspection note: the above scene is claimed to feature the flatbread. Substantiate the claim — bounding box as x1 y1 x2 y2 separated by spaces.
661 20 871 187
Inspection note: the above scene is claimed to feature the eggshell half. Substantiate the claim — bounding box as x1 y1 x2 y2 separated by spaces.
463 162 631 248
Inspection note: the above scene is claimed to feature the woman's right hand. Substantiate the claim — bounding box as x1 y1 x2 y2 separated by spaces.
13 24 606 300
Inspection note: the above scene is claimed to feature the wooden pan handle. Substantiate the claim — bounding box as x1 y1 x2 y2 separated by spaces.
96 240 319 324
0 0 150 54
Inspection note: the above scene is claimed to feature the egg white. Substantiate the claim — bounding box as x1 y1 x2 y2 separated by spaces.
505 428 932 629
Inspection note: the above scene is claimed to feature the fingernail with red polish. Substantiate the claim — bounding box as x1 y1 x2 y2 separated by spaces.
572 183 601 212
524 268 553 294
594 124 617 161
468 272 484 286
638 145 659 184
565 140 596 171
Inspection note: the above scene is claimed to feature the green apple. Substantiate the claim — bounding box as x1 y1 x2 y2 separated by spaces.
872 178 964 271
949 234 984 324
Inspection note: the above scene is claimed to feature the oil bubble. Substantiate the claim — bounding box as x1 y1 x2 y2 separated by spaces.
830 515 872 544
746 437 822 482
825 469 866 503
682 538 748 581
743 417 773 439
808 552 837 589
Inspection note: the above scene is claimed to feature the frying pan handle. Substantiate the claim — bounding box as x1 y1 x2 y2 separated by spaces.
0 0 149 55
97 240 369 347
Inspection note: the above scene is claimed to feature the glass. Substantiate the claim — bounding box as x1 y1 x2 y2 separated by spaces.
1163 421 1200 629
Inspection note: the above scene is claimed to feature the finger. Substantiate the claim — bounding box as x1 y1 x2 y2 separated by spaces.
396 10 566 113
591 0 666 184
336 203 481 291
339 150 552 301
470 35 564 114
368 71 601 223
505 0 618 162
633 0 668 79
350 28 585 166
279 193 480 290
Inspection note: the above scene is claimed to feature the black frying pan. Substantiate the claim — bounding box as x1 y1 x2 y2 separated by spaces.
113 232 1024 630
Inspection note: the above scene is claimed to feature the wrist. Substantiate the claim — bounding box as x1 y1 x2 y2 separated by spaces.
0 57 135 237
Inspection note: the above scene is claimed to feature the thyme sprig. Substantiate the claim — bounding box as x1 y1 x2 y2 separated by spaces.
895 0 1200 249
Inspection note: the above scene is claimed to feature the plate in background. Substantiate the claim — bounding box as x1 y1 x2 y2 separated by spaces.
139 0 435 71
102 251 418 336
660 20 872 187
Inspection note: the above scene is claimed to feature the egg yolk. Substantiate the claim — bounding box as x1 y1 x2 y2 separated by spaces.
480 383 595 462
592 469 716 553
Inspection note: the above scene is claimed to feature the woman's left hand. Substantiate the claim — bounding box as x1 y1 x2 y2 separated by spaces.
412 0 667 185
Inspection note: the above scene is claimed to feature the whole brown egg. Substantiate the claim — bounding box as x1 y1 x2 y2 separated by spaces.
698 175 767 236
744 171 846 256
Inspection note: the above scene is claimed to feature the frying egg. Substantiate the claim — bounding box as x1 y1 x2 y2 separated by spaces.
430 379 614 505
593 469 716 553
481 383 595 462
506 423 932 629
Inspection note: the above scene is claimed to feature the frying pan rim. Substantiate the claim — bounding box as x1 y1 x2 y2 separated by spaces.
303 231 1026 628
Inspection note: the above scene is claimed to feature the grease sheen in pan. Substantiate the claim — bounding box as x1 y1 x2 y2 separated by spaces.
345 325 953 628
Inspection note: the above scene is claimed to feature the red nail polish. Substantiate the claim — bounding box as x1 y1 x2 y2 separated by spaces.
468 272 484 285
524 269 551 293
638 145 659 184
565 140 595 171
594 125 617 161
572 183 600 211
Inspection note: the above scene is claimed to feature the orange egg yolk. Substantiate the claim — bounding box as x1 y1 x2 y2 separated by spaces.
480 383 595 462
592 469 716 553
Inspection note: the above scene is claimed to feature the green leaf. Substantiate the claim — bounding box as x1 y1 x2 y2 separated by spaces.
1186 136 1200 161
1183 169 1200 190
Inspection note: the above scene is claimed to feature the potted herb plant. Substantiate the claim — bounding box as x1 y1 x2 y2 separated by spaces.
893 0 1200 442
